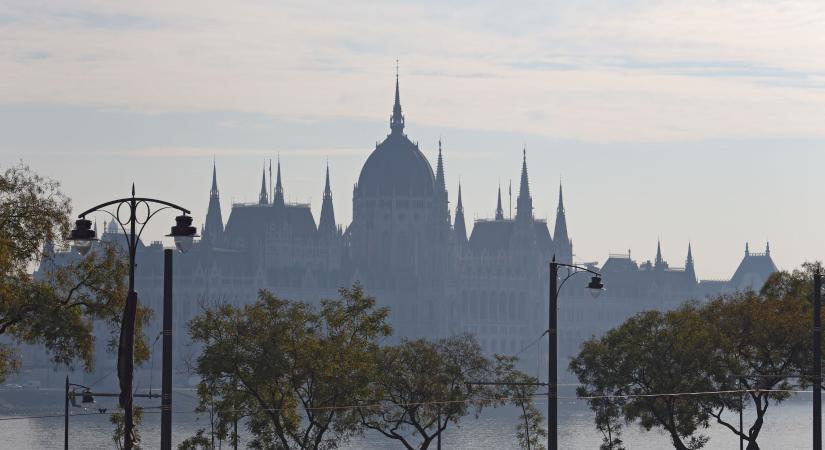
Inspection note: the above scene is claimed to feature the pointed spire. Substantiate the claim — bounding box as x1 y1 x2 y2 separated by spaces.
319 162 336 236
390 63 405 134
685 243 696 281
553 182 570 257
745 242 750 256
435 139 446 193
686 242 694 265
258 163 268 205
515 147 533 222
204 161 225 245
765 241 771 256
273 157 285 207
454 183 467 243
210 158 219 198
495 184 504 220
655 239 664 268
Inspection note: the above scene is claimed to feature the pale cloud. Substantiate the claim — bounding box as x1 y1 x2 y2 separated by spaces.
1 1 825 142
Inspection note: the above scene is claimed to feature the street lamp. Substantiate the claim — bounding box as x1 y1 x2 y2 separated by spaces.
64 375 159 450
67 184 196 450
548 255 605 450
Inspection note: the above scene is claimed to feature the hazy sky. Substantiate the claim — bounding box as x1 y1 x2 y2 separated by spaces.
2 0 825 279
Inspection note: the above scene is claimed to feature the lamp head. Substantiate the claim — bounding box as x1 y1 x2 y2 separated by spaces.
587 275 605 299
81 389 95 404
167 214 198 253
67 218 97 255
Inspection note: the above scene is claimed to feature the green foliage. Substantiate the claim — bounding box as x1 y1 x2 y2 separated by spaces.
571 264 823 450
358 334 499 450
111 406 144 450
177 429 213 450
0 163 150 382
493 355 547 450
187 284 391 450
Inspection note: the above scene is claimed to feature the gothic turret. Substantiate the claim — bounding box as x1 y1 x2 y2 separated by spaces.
435 140 446 193
203 160 224 244
515 149 533 222
655 240 664 269
454 183 467 243
258 164 268 205
318 163 336 236
495 185 504 220
553 183 572 263
434 140 449 226
273 158 285 208
685 243 696 281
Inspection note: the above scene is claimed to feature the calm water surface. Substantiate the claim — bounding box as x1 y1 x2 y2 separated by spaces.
0 389 816 449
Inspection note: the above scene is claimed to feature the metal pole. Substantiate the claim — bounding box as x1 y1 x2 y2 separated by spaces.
813 268 822 450
64 375 69 450
437 404 442 450
739 378 743 450
123 196 137 450
549 259 558 450
161 249 173 450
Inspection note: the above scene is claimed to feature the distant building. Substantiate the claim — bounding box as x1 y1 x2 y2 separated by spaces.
32 75 777 386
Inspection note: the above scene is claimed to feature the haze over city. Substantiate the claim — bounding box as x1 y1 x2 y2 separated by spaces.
6 2 825 450
2 1 825 279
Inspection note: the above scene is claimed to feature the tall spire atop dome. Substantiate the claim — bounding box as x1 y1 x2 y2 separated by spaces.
319 162 336 236
454 183 467 243
495 184 504 220
515 147 533 222
273 157 285 208
258 163 268 205
390 62 405 135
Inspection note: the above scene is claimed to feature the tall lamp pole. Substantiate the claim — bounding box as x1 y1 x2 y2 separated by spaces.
67 185 196 450
815 268 822 450
548 255 604 450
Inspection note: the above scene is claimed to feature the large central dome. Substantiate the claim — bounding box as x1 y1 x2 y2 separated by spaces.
356 77 435 197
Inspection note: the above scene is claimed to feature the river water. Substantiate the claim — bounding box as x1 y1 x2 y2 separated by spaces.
0 388 817 449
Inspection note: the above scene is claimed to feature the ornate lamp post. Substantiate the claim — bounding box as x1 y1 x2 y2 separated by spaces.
548 255 605 450
67 184 196 450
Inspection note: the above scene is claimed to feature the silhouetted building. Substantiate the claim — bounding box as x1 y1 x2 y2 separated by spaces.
33 75 778 386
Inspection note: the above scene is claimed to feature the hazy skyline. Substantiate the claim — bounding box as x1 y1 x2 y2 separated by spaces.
2 0 825 279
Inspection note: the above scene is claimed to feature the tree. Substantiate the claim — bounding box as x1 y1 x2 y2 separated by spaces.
571 265 821 450
0 163 150 381
357 334 498 450
570 308 716 450
493 355 547 450
187 284 391 450
112 405 145 450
